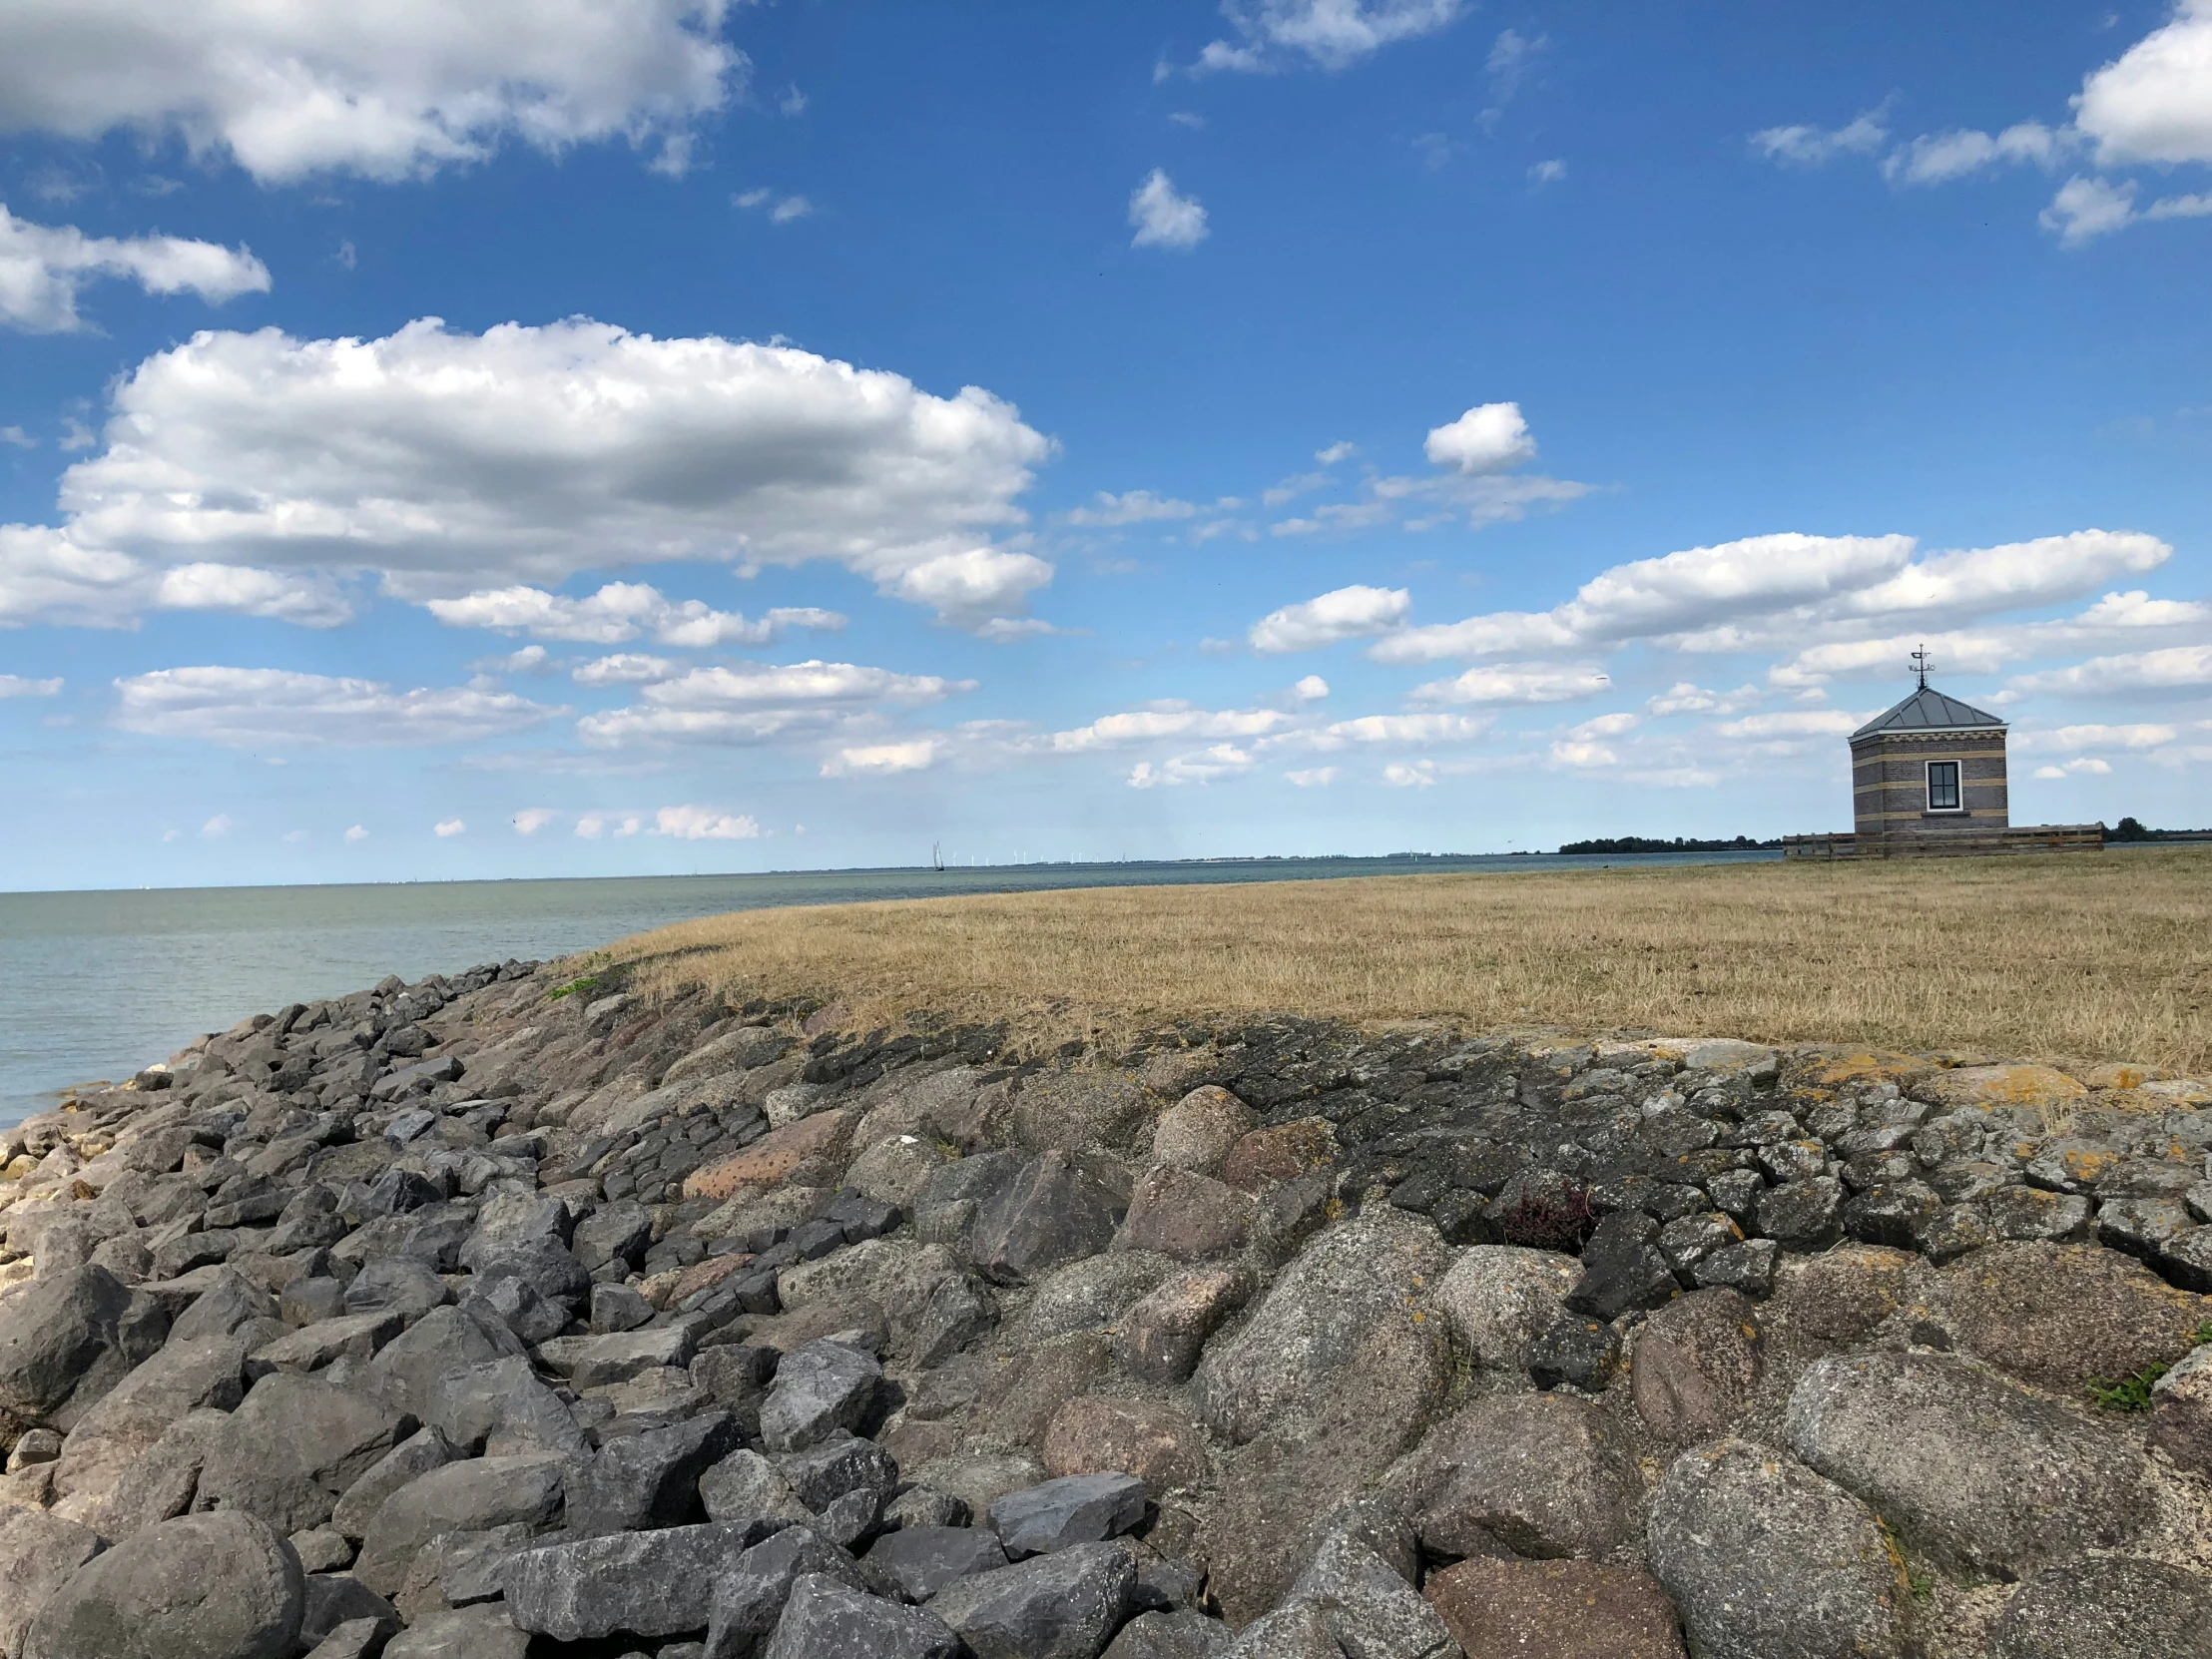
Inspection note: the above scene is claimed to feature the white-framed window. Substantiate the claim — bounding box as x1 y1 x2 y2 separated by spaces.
1926 759 1961 812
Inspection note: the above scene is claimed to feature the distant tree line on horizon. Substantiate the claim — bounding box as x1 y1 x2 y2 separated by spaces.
1556 834 1782 854
1552 821 2210 854
2105 818 2212 842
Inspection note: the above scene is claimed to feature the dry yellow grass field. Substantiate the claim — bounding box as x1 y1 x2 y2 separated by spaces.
604 846 2212 1074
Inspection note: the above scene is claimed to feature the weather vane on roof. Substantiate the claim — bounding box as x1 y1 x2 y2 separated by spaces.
1911 644 1932 691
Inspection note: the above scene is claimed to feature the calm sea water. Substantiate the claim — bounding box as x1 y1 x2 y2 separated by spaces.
0 850 1779 1126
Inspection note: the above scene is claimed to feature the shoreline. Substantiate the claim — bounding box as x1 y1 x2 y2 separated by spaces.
2 952 2209 1654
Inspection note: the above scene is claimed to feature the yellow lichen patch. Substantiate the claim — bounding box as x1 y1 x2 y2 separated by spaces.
2054 1147 2118 1185
1797 1050 1928 1089
1918 1064 2088 1112
2074 1062 2166 1091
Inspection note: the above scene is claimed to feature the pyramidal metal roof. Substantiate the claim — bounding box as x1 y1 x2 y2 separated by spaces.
1851 685 2008 741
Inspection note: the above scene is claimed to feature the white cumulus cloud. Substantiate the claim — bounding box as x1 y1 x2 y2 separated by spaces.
1751 106 1891 167
821 738 942 776
428 581 843 647
0 673 62 696
36 317 1053 635
579 658 963 749
1053 704 1290 752
0 204 269 332
2004 644 2212 698
433 819 466 837
1408 662 1610 706
1423 402 1537 474
572 653 679 686
653 804 761 839
113 666 561 747
2040 175 2141 244
1129 170 1209 250
1374 529 2168 665
1249 584 1410 653
1186 0 1468 75
0 0 742 184
2074 0 2212 169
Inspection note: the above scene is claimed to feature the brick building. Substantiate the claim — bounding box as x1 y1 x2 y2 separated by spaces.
1849 683 2009 839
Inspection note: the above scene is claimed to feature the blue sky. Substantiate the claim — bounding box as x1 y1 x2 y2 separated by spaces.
1 0 2208 889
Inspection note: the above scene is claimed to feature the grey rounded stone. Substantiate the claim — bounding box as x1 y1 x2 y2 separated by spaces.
1989 1556 2212 1658
23 1510 304 1659
1646 1437 1905 1659
1192 1207 1452 1458
1385 1392 1642 1561
1783 1350 2152 1579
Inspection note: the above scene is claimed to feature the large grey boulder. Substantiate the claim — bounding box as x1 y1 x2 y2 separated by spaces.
1289 1531 1457 1659
1021 1253 1179 1345
701 1447 811 1527
296 1576 398 1652
778 1240 993 1369
352 1454 565 1595
1382 1392 1642 1561
341 1257 450 1327
193 1372 416 1534
971 1152 1123 1285
54 1404 226 1540
566 1410 741 1534
50 1334 248 1507
759 1339 882 1453
1989 1556 2212 1658
166 1269 277 1343
764 1573 961 1659
249 1310 403 1374
412 1355 587 1458
1219 1602 1341 1658
459 1191 572 1268
501 1520 773 1641
989 1472 1148 1557
379 1604 529 1659
705 1525 865 1658
1784 1350 2153 1578
1629 1287 1763 1444
571 1198 653 1271
1646 1438 1905 1659
865 1526 1010 1601
465 1239 590 1313
0 1509 104 1659
1101 1610 1233 1658
21 1511 303 1659
361 1305 521 1421
928 1541 1138 1659
0 1265 168 1428
1193 1208 1452 1456
777 1432 899 1513
1432 1246 1580 1379
327 1425 454 1539
535 1325 694 1388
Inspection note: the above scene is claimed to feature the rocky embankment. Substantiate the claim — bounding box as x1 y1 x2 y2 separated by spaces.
3 960 2212 1659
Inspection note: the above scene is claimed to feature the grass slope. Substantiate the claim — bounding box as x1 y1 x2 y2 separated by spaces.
603 846 2212 1073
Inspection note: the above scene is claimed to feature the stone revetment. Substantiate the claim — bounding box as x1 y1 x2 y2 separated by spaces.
2 958 2209 1657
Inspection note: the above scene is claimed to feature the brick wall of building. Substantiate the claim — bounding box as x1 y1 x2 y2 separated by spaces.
1850 730 2008 837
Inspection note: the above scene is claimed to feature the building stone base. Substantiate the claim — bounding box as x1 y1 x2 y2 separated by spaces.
1784 825 2103 860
